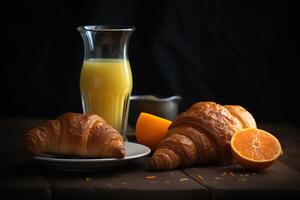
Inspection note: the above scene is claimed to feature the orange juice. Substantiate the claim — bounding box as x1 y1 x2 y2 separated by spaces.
80 59 132 132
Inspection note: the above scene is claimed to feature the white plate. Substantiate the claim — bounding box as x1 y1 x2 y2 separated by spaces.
33 142 151 172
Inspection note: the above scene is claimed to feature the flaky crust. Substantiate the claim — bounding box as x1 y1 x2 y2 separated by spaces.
149 102 256 170
24 112 125 158
224 105 257 129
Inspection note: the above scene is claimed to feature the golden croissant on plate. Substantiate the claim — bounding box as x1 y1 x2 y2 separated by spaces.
149 102 256 170
24 112 125 158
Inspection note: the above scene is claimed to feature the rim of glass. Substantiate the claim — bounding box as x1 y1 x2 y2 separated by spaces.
77 25 135 32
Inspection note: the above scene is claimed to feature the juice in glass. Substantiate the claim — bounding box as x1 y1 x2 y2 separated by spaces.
80 58 132 132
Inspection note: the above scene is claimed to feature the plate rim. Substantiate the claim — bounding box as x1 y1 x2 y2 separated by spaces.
33 142 151 163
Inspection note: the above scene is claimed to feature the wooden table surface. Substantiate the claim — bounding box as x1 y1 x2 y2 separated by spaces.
0 119 300 200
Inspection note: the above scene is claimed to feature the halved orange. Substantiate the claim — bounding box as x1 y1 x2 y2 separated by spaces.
231 128 282 170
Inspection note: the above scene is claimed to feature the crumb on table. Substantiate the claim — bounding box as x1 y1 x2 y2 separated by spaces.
146 176 157 180
180 178 189 182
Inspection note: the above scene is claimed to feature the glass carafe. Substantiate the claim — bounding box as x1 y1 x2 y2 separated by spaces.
77 25 134 140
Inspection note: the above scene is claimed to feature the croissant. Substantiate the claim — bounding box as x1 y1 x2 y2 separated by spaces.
24 112 125 158
149 102 256 170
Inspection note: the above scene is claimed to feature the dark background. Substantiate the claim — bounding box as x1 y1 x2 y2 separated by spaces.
0 0 296 126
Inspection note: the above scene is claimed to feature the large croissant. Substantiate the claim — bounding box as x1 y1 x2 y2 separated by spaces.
149 102 256 170
24 112 125 158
